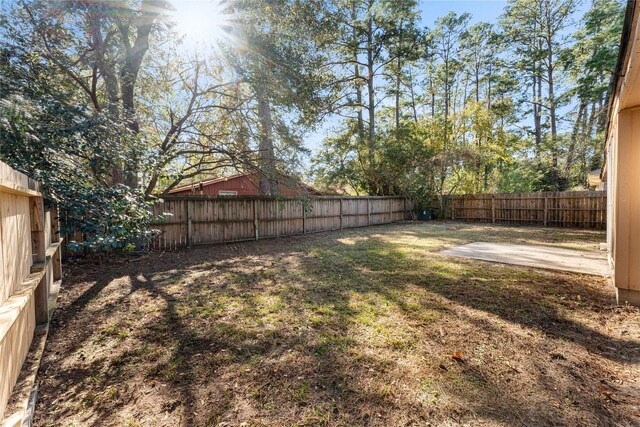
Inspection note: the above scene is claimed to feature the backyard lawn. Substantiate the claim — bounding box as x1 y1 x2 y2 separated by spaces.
34 222 639 426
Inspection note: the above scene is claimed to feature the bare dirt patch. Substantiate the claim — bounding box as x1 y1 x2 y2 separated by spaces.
34 222 640 426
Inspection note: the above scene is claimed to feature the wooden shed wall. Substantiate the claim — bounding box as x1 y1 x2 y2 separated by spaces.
169 174 317 197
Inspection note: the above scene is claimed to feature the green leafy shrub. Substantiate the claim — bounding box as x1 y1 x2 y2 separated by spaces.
60 185 160 254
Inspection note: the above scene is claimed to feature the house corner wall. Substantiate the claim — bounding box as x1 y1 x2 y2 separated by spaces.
613 108 640 306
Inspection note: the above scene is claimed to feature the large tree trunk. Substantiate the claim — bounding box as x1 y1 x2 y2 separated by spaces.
256 86 277 196
487 63 492 109
444 57 450 149
430 76 435 119
366 9 376 194
532 72 542 157
408 67 418 122
596 96 606 135
441 54 450 192
88 11 124 186
580 102 598 180
547 35 559 189
475 62 480 104
356 65 365 141
116 0 159 189
564 101 586 187
586 101 597 141
352 3 365 144
395 33 402 130
395 59 401 129
462 74 468 146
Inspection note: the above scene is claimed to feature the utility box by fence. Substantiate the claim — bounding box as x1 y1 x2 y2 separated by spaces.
0 161 62 422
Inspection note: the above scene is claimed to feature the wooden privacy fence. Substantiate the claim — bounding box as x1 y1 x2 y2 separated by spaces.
0 161 62 423
438 191 606 229
151 196 411 249
62 191 606 254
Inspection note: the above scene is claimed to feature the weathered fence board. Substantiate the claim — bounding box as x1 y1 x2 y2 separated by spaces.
430 191 606 229
0 161 62 422
151 196 411 249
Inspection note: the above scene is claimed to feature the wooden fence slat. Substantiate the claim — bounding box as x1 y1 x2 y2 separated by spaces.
186 199 192 248
253 200 259 240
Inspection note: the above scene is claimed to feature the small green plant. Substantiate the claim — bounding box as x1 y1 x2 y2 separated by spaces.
100 326 129 340
293 381 311 403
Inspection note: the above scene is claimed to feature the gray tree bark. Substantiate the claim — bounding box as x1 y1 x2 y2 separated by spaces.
256 85 278 196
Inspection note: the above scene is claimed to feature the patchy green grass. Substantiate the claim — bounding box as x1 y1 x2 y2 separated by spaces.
36 222 640 427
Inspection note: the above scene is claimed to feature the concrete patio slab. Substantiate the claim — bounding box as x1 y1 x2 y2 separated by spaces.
441 242 610 276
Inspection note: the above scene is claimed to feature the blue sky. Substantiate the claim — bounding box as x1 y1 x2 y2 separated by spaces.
420 0 508 27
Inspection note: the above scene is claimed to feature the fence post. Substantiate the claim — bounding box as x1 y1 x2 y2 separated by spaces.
302 200 307 234
544 197 548 227
451 197 455 220
253 200 259 240
52 247 62 281
50 205 62 280
30 197 48 325
491 196 496 224
186 200 192 248
339 198 343 229
367 198 371 225
51 205 62 279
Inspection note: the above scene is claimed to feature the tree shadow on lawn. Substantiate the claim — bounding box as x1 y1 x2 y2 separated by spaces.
36 224 639 426
325 235 638 365
295 237 639 425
